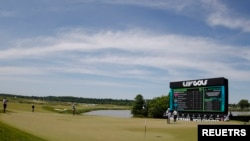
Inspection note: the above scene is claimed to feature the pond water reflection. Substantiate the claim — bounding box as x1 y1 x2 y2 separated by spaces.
84 110 132 118
84 110 250 118
232 111 250 116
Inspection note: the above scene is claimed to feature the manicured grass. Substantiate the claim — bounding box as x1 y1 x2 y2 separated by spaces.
0 120 47 141
0 102 247 141
1 111 197 141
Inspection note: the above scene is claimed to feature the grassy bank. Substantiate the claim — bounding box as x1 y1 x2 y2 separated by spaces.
0 120 47 141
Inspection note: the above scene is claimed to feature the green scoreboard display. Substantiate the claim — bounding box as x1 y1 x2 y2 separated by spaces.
169 77 228 114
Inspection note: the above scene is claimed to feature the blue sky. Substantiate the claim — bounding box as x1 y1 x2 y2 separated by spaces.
0 0 249 104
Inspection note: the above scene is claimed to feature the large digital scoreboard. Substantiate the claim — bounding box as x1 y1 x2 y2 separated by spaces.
169 77 228 114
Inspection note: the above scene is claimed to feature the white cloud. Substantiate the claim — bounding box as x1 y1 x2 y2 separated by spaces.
96 0 250 32
207 12 250 32
205 0 250 32
0 28 249 84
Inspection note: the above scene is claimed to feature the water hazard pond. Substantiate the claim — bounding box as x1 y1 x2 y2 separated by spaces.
83 110 250 118
84 110 132 118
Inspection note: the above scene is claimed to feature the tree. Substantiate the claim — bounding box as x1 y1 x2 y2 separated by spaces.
238 99 249 110
147 95 169 118
131 94 147 117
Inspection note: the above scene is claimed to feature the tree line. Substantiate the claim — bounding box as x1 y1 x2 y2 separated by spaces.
0 93 133 106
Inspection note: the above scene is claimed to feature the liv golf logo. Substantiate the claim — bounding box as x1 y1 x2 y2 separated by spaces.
182 79 208 87
198 125 250 140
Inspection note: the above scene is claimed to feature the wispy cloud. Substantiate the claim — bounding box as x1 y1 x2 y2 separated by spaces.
204 0 250 32
92 0 250 32
1 28 249 83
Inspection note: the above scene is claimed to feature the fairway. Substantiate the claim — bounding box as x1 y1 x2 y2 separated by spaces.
0 110 243 141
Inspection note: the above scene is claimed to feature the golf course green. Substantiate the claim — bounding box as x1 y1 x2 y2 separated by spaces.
0 102 246 141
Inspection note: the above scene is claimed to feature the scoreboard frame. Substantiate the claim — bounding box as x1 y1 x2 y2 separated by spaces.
169 77 228 114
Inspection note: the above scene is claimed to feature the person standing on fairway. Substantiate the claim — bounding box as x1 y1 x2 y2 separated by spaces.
166 108 171 124
173 110 178 123
32 104 35 112
3 97 7 113
72 104 76 115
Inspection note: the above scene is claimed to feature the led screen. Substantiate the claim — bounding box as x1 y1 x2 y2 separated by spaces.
169 77 228 114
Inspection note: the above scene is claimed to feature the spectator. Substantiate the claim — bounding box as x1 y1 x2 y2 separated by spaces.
3 97 7 113
32 104 35 112
173 110 178 123
166 108 171 124
72 104 76 115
